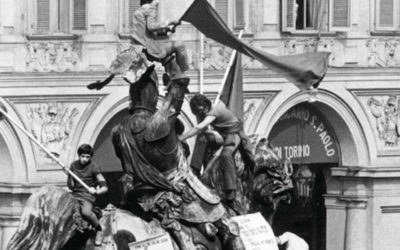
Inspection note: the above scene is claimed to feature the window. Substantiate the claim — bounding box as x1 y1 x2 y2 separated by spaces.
73 0 87 30
35 0 87 33
214 0 245 30
282 0 350 32
376 0 400 31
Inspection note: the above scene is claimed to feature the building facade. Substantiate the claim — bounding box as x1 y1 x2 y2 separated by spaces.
0 0 400 250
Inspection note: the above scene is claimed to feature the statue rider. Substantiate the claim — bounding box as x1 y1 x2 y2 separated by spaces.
129 0 188 82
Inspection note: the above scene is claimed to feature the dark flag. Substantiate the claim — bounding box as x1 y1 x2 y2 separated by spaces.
220 53 244 120
180 0 330 90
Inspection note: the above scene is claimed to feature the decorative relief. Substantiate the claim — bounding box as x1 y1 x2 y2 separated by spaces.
6 95 105 170
26 42 80 72
366 95 400 147
366 39 400 67
283 38 345 67
243 98 264 132
26 103 79 161
317 39 345 67
202 40 232 70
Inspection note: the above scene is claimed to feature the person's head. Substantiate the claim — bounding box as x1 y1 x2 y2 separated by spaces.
190 94 212 117
77 144 93 166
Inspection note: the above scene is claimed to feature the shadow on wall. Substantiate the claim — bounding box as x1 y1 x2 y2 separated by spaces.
93 108 130 208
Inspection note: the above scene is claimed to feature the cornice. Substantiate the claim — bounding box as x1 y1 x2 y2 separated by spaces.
332 166 400 178
0 67 398 88
0 182 65 194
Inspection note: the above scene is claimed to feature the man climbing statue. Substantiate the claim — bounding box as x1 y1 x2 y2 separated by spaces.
179 94 256 214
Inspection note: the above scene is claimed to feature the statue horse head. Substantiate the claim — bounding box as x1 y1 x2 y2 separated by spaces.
251 138 293 224
201 136 293 224
128 64 159 114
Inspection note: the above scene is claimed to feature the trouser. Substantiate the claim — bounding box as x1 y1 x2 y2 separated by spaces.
220 133 241 191
164 41 189 72
78 198 99 228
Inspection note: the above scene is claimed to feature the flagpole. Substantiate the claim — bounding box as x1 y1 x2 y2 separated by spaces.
214 29 243 104
0 107 91 192
199 33 204 94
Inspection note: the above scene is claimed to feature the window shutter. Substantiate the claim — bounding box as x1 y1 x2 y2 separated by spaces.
376 0 396 30
282 0 296 32
330 0 350 31
129 0 140 29
73 0 86 30
215 0 229 25
37 0 50 32
234 0 244 29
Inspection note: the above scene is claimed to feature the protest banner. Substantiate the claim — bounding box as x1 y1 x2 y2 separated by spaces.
232 212 279 250
129 233 174 250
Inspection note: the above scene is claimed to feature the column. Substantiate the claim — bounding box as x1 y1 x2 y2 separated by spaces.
340 197 368 250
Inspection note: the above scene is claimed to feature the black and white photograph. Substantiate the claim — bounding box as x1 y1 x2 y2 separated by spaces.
0 0 399 249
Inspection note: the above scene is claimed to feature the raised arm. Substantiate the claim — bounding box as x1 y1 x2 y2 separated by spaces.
145 4 179 32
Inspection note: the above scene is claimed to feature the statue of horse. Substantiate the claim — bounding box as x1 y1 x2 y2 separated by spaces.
202 136 293 225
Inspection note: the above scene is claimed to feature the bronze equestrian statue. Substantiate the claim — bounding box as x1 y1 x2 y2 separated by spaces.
110 56 245 249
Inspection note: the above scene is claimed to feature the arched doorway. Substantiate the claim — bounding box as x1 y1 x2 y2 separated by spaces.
92 108 130 208
267 102 340 250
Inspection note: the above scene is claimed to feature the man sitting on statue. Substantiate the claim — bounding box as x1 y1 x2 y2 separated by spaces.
87 0 188 91
179 94 255 214
67 144 108 245
128 0 188 81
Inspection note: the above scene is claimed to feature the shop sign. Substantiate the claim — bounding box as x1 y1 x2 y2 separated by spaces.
268 104 339 164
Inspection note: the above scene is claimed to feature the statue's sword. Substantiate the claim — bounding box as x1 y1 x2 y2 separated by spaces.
0 106 91 192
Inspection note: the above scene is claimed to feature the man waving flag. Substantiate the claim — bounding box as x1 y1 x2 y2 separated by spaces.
179 0 330 90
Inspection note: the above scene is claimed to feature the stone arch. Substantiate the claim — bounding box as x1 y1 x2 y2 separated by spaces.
0 100 29 184
0 121 27 183
256 89 375 168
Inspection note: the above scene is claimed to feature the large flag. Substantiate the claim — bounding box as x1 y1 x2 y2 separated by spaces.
180 0 330 90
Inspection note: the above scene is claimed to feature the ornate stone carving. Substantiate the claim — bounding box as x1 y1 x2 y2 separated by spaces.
203 40 231 70
243 99 258 124
317 39 345 67
283 39 299 55
283 38 345 67
384 40 400 67
366 39 400 67
26 42 80 72
243 98 265 132
26 103 79 160
303 38 319 53
367 95 400 147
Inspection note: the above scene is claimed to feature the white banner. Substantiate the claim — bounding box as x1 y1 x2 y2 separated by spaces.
129 233 174 250
232 212 279 250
